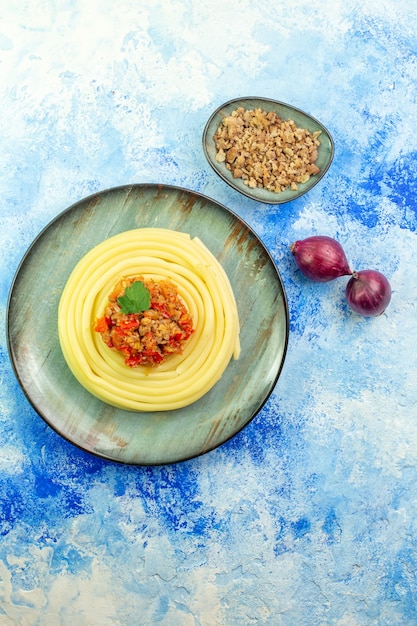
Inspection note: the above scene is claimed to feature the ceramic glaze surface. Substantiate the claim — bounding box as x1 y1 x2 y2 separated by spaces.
1 1 417 624
8 184 288 464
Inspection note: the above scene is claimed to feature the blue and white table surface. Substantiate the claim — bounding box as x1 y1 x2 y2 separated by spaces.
1 1 417 624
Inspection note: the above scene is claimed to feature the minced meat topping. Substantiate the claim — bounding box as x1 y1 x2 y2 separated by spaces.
94 276 194 367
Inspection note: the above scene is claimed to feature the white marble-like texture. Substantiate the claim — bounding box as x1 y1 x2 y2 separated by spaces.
1 0 417 624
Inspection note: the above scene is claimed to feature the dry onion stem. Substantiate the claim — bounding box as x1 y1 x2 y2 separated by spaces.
214 107 322 193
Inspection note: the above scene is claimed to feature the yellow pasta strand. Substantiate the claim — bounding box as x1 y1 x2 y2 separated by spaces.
58 228 240 411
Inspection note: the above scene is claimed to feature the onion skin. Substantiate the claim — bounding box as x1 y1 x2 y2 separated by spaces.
290 236 352 282
345 270 391 317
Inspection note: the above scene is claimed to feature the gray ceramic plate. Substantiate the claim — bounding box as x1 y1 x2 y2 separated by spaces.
7 184 289 465
203 96 334 204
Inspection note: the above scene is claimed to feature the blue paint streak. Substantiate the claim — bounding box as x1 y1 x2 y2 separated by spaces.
292 516 311 539
0 484 25 537
154 595 170 622
322 508 342 544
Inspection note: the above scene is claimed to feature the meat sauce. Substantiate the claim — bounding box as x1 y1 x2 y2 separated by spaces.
94 277 194 367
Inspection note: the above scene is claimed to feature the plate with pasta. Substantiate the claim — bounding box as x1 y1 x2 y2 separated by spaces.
7 184 289 465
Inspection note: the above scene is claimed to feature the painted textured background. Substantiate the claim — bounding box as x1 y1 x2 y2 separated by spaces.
1 0 417 624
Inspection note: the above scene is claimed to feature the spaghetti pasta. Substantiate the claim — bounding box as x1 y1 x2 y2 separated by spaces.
58 228 240 411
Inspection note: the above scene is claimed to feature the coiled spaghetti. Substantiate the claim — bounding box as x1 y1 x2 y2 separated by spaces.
58 228 240 411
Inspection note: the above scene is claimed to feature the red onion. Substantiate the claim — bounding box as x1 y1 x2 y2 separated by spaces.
290 236 351 282
345 269 391 316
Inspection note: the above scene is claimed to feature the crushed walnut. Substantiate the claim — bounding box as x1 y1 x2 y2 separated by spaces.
213 107 322 193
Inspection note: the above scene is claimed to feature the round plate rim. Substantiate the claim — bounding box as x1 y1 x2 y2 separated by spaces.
202 95 335 205
6 183 289 465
